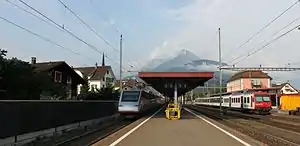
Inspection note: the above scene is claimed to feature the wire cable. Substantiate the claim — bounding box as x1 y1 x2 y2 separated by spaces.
56 0 142 69
5 0 64 33
17 0 121 65
223 0 300 61
0 16 96 63
56 0 119 53
227 16 300 65
231 24 300 65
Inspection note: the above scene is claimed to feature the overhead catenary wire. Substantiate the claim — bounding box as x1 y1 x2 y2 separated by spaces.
17 0 122 66
56 0 142 70
231 24 300 65
227 15 300 65
5 0 66 33
6 0 127 71
88 0 122 35
223 0 300 61
0 16 96 63
56 0 119 53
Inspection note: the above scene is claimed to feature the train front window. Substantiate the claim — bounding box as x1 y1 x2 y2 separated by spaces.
262 96 270 101
256 96 270 102
121 91 140 102
255 96 263 102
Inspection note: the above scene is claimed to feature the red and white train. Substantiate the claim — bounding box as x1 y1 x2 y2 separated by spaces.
195 91 272 114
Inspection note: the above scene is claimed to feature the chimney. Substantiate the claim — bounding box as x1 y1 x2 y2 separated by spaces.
102 52 105 66
31 57 36 64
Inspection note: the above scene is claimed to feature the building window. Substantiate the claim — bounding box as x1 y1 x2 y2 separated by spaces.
54 71 62 83
102 85 105 88
103 77 105 81
251 79 260 85
107 70 109 74
67 76 72 84
91 84 97 90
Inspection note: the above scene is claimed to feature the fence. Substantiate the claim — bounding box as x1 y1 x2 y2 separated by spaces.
0 100 118 139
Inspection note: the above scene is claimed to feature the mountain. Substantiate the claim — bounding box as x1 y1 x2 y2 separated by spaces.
189 59 227 67
142 58 166 71
143 49 234 85
152 49 200 71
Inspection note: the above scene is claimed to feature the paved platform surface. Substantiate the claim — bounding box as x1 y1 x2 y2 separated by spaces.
93 108 262 146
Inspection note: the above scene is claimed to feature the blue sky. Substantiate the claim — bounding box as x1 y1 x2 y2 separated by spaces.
1 0 300 82
0 0 186 68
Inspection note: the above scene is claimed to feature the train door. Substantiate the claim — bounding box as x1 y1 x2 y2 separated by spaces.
241 96 243 109
229 96 231 107
250 96 253 108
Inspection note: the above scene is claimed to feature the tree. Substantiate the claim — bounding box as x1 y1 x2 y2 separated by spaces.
0 49 7 97
0 49 7 58
0 50 68 100
36 72 68 100
97 84 115 100
80 76 90 94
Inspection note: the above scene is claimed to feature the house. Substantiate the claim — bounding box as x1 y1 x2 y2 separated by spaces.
272 82 299 95
115 79 144 90
74 53 116 94
226 70 272 92
31 57 85 98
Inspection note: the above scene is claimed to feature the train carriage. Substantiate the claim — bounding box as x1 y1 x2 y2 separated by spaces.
195 90 272 114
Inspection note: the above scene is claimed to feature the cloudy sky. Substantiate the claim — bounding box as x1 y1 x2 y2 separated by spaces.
1 0 300 81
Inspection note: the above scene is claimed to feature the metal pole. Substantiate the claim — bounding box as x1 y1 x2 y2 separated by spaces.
119 34 123 91
214 77 216 94
174 82 177 105
218 28 223 115
191 90 194 103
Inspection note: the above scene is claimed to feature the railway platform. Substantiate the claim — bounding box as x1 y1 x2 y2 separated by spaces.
93 107 263 146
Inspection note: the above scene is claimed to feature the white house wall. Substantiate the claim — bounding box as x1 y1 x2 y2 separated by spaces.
75 70 83 94
89 80 102 91
280 84 299 94
104 68 116 86
74 68 116 94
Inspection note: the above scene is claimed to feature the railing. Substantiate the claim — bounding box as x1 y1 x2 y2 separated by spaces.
0 100 118 145
0 114 119 146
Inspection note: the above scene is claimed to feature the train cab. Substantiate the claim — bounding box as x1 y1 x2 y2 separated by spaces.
118 90 142 115
253 92 272 112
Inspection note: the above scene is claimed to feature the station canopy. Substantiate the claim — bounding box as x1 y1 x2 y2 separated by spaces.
138 72 214 97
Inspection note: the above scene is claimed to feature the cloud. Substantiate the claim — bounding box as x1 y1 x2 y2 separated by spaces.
145 0 300 83
150 0 300 64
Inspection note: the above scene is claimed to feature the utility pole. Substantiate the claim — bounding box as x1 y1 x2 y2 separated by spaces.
218 28 223 115
214 77 216 94
119 34 123 91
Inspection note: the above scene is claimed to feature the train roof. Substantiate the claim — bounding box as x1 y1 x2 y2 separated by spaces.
209 90 269 97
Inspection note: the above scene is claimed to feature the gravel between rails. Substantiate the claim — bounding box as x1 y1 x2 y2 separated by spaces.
193 105 300 134
187 105 300 146
57 105 165 146
55 119 133 146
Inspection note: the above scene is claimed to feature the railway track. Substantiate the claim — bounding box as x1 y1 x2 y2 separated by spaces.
43 106 163 146
54 118 132 146
193 104 300 133
188 105 300 146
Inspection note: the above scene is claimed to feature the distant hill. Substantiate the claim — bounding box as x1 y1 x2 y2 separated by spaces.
142 49 233 85
151 49 200 72
138 49 300 90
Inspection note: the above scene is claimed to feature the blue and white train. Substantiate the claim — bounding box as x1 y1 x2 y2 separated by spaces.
118 89 162 118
